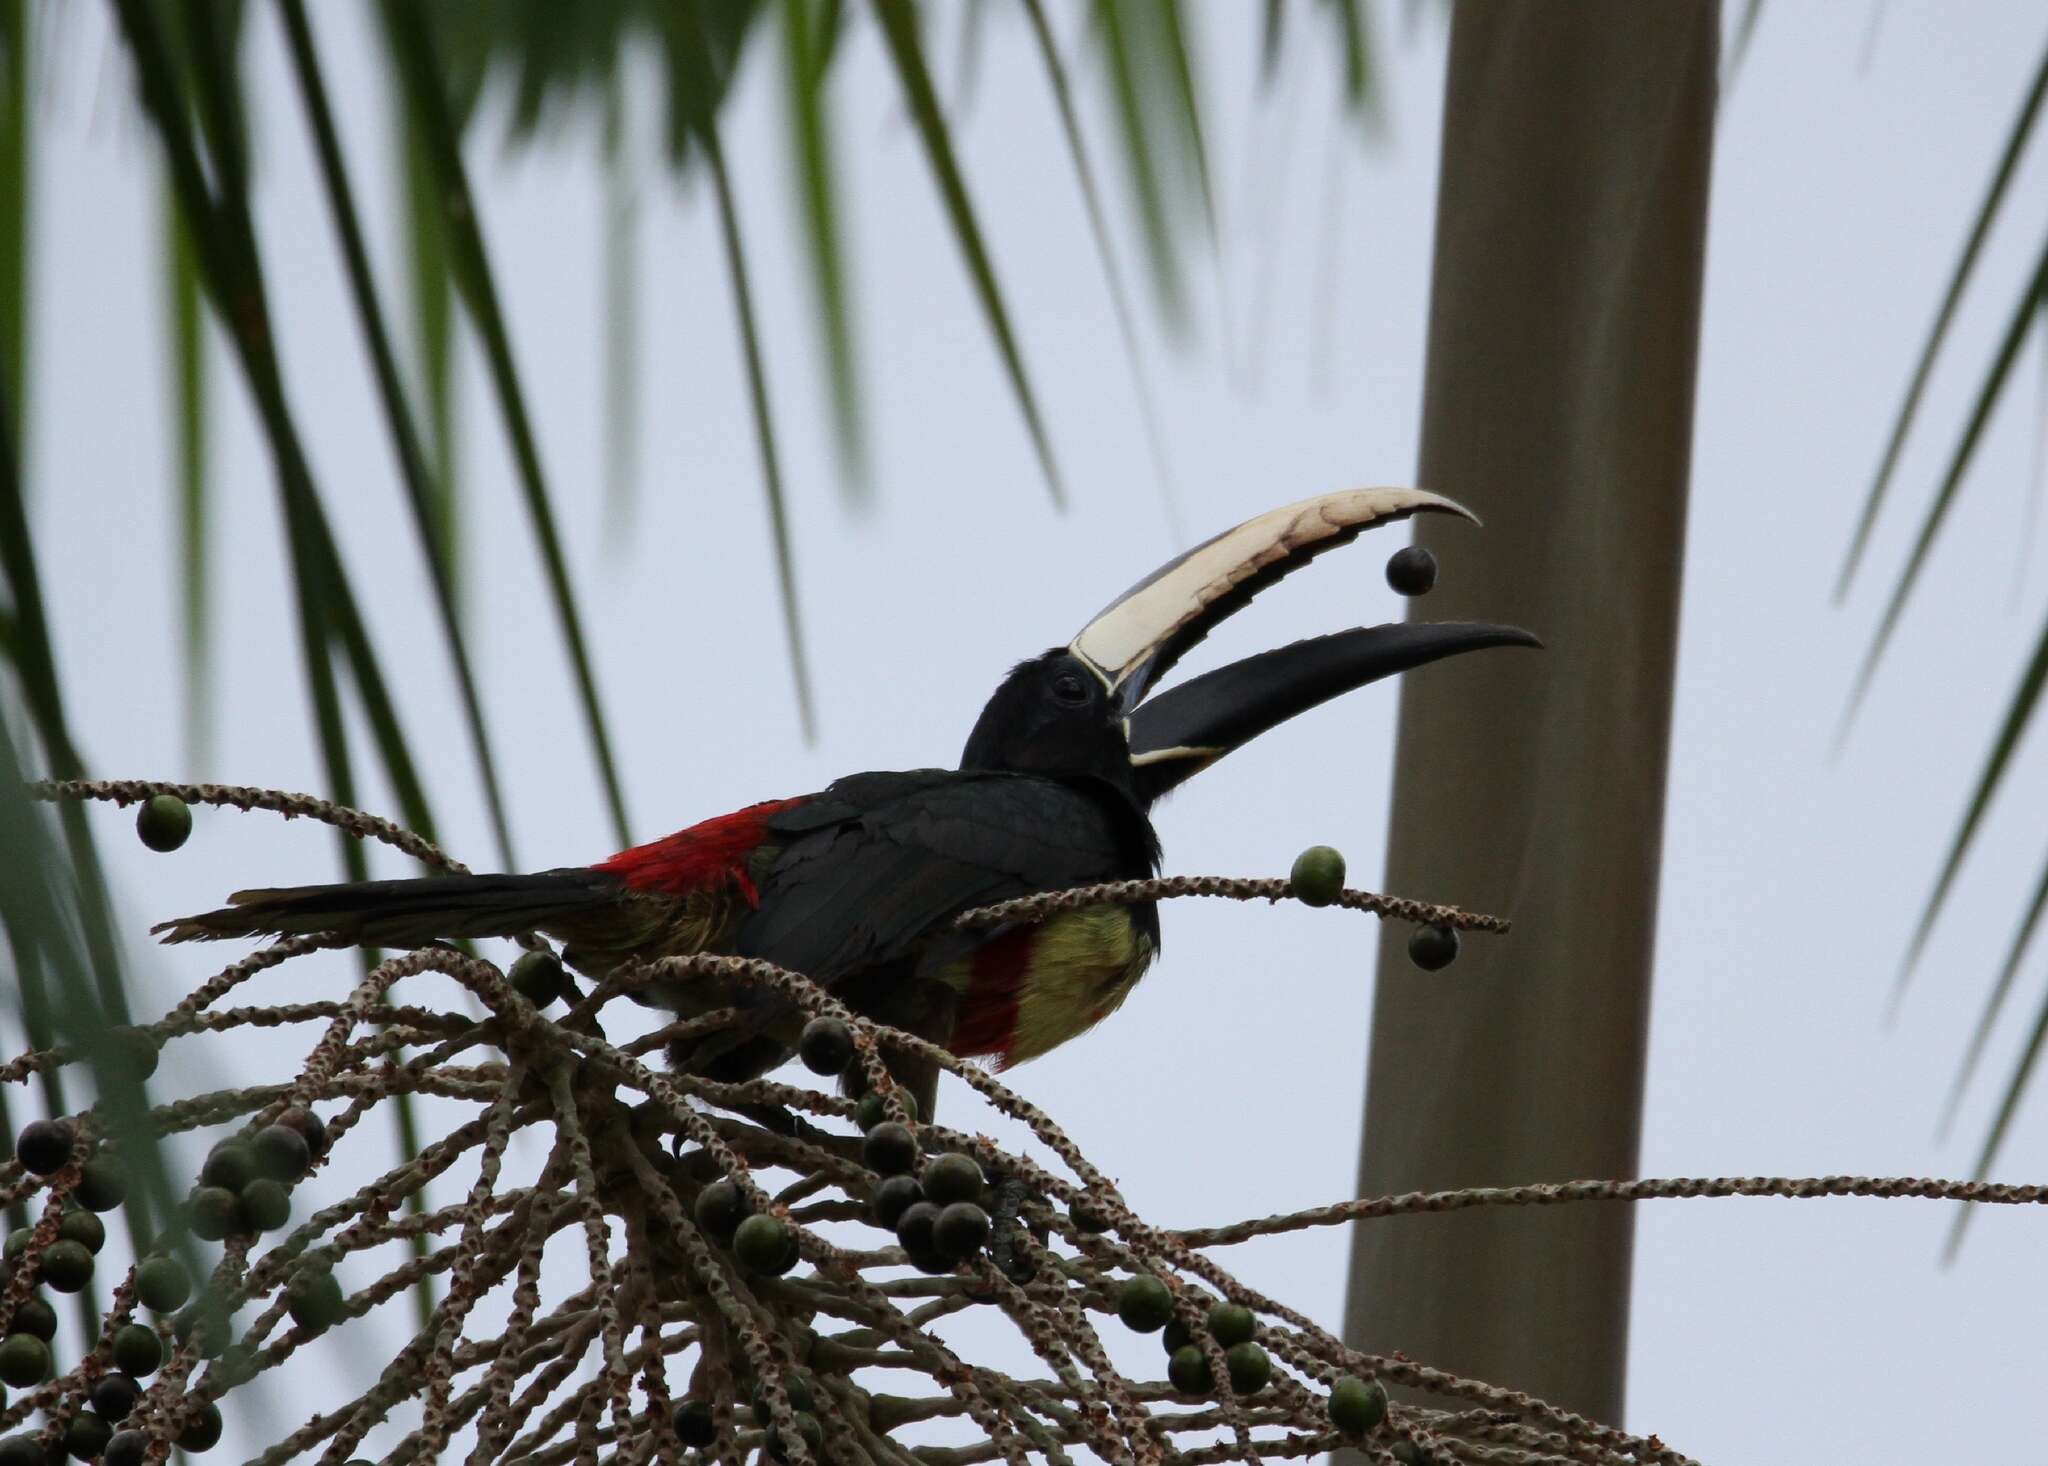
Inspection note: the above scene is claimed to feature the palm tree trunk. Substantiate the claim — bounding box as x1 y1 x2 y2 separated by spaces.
1340 2 1719 1424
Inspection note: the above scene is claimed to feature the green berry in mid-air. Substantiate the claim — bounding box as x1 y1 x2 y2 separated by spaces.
1289 846 1346 907
1385 544 1438 597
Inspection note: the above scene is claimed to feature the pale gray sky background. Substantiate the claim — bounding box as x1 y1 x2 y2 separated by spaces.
16 3 2048 1461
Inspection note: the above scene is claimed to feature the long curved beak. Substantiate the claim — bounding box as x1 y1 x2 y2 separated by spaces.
1125 622 1541 803
1067 487 1540 806
1069 487 1479 708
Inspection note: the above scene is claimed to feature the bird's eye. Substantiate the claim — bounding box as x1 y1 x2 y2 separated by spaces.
1051 672 1088 705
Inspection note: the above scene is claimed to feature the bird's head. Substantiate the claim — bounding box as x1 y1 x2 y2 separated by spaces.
961 487 1540 805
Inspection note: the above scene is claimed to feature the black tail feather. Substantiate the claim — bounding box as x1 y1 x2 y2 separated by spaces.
152 868 621 948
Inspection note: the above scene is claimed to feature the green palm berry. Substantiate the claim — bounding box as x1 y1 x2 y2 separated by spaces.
693 1179 748 1243
509 950 566 1007
101 1027 160 1083
855 1090 916 1131
0 1335 48 1387
766 1412 825 1462
188 1185 242 1242
750 1373 815 1423
870 1175 922 1230
1162 1318 1192 1354
57 1210 104 1255
39 1239 93 1292
1289 846 1347 908
134 1256 192 1313
90 1372 142 1423
1390 1442 1431 1465
177 1400 224 1452
1224 1341 1272 1394
9 1298 53 1344
672 1397 717 1447
16 1119 74 1177
239 1178 291 1233
136 795 193 853
0 1436 47 1466
252 1124 311 1183
1385 544 1438 596
1 1231 27 1262
894 1201 940 1257
201 1141 258 1193
1408 923 1460 971
111 1323 163 1377
933 1202 991 1261
63 1412 111 1462
733 1214 797 1276
75 1156 128 1212
1117 1275 1174 1333
1168 1344 1212 1395
1206 1302 1255 1348
104 1431 148 1466
1329 1375 1387 1437
285 1270 346 1333
862 1122 918 1176
1069 1200 1112 1234
920 1153 983 1206
798 1017 854 1076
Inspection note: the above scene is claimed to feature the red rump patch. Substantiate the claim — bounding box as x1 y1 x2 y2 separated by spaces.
948 926 1037 1067
592 798 803 905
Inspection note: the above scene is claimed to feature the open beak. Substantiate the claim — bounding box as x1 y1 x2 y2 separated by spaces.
1068 488 1540 805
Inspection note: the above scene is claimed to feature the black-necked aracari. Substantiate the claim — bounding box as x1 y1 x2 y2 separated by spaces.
155 489 1537 1108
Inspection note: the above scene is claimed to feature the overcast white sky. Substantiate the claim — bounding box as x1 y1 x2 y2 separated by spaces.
16 3 2048 1462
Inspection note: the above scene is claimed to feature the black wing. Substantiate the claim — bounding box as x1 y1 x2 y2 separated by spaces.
737 770 1156 988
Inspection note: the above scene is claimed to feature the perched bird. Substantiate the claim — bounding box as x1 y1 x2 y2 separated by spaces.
157 489 1535 1111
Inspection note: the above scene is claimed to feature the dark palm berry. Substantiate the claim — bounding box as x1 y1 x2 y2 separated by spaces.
285 1270 346 1333
1224 1341 1271 1394
1289 846 1346 908
1329 1375 1387 1437
90 1372 142 1423
1117 1275 1174 1333
101 1027 160 1083
672 1397 717 1447
1206 1302 1255 1348
693 1179 748 1243
188 1186 243 1242
74 1157 128 1213
111 1324 163 1378
2 1231 28 1261
854 1090 916 1132
862 1122 918 1176
1162 1318 1192 1354
39 1239 93 1292
798 1017 854 1076
0 1335 48 1387
0 1436 48 1466
870 1175 923 1230
57 1211 104 1255
136 795 193 853
239 1178 291 1233
1168 1344 1212 1395
920 1153 983 1206
103 1432 148 1466
201 1141 258 1193
1069 1200 1112 1234
9 1298 54 1344
274 1107 328 1159
16 1119 74 1177
63 1412 112 1462
750 1373 816 1423
733 1215 797 1276
509 950 566 1007
134 1256 192 1313
894 1201 940 1257
252 1125 311 1184
933 1202 991 1261
906 1245 955 1276
1408 923 1460 972
177 1400 224 1451
1385 544 1438 596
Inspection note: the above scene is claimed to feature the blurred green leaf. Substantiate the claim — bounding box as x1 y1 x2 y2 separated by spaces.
1839 43 2048 601
384 0 634 844
600 72 645 550
872 0 1064 506
167 187 211 774
0 0 27 431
